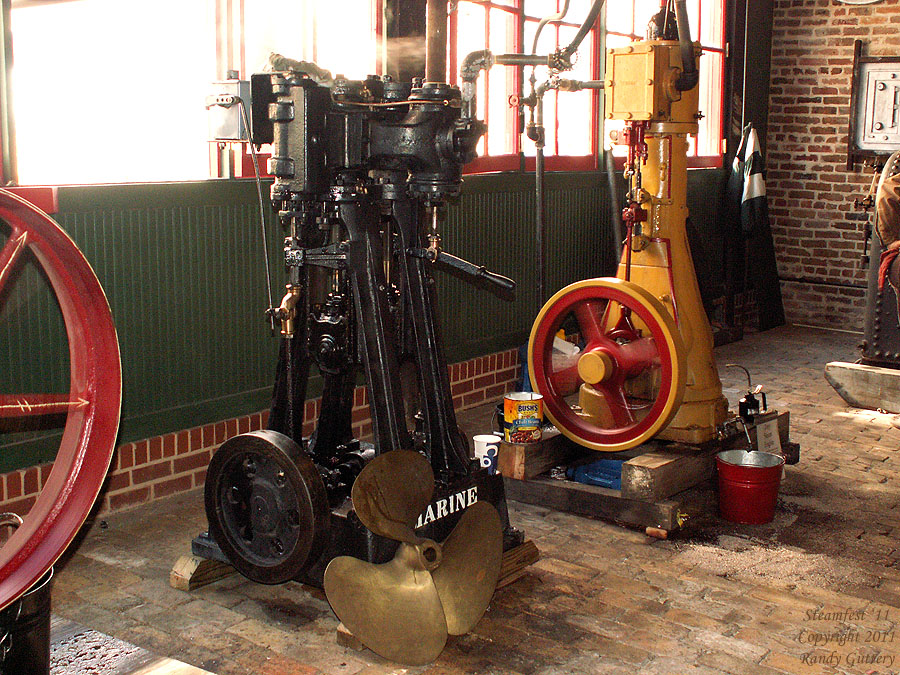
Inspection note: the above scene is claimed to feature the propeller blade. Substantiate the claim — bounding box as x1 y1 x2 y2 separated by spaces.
323 543 448 665
431 500 503 635
351 450 434 543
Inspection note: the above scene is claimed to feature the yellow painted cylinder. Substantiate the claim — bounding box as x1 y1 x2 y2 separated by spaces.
609 42 728 444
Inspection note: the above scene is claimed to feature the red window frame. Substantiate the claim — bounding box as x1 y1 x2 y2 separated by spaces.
450 0 726 174
448 1 603 174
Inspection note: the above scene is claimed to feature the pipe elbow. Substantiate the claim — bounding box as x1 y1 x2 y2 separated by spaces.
460 49 494 83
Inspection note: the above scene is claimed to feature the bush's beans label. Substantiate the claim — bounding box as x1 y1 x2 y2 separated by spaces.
504 392 543 443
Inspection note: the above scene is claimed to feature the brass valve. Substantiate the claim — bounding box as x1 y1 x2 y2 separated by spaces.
276 285 302 337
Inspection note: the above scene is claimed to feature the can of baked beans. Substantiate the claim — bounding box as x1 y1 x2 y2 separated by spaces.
503 392 543 443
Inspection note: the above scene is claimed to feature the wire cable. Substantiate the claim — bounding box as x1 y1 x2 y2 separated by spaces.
236 97 276 332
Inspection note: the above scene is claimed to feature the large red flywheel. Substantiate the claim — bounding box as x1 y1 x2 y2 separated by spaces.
528 278 686 452
0 188 121 610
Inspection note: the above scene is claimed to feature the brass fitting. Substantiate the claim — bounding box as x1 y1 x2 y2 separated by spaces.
277 285 302 337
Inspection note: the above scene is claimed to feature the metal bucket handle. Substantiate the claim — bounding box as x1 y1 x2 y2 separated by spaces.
0 513 24 663
0 514 23 532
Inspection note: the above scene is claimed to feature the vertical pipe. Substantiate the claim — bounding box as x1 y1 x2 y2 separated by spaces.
605 146 624 262
535 95 546 310
425 0 447 82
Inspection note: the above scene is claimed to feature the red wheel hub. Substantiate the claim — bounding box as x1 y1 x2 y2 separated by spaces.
0 189 121 609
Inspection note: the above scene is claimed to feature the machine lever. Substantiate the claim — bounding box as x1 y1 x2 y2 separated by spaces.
409 248 516 301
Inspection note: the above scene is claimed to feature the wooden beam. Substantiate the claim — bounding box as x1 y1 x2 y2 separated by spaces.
825 361 900 413
504 475 685 531
497 430 587 480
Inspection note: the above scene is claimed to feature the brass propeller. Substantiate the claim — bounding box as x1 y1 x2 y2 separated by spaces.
323 450 503 665
349 449 433 544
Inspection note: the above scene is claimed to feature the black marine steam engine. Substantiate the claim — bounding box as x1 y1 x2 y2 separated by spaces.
196 71 520 585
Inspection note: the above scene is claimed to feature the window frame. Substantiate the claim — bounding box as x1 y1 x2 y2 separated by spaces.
448 0 603 174
449 0 727 175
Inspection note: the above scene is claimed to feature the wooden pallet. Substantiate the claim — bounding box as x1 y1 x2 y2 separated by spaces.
500 411 793 534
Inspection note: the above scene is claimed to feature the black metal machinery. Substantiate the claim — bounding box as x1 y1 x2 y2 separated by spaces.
196 70 522 589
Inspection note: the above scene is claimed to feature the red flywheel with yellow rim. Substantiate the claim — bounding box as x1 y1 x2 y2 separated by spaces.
528 277 686 452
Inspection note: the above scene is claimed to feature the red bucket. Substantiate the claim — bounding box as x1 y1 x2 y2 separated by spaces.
716 450 785 524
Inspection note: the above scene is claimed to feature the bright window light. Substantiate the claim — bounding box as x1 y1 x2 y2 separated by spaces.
10 0 378 186
11 0 215 185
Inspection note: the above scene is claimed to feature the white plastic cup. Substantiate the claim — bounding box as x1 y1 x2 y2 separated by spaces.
472 434 502 475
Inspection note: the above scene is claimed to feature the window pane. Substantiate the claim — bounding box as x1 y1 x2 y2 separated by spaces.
686 0 701 44
566 0 595 22
696 50 723 156
524 16 558 56
246 1 376 80
315 1 378 79
245 2 313 72
456 2 487 155
524 0 562 21
457 3 487 66
12 0 214 185
604 1 635 37
556 26 592 156
699 0 724 48
634 0 661 36
487 8 518 156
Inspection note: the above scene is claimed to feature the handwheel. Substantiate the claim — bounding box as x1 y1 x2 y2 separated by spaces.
0 188 122 610
528 278 686 452
205 430 330 584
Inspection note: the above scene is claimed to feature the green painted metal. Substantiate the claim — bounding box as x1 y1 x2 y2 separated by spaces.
0 170 718 472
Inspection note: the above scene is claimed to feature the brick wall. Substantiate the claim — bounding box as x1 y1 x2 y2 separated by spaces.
0 347 520 517
766 0 900 328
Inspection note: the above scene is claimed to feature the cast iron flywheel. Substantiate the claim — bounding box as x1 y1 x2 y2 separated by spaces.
0 188 122 610
528 277 686 452
205 430 330 584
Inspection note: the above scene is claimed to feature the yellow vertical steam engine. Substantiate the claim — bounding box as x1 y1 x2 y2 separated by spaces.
528 18 729 451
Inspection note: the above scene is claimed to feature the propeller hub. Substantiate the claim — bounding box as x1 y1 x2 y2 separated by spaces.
418 540 442 572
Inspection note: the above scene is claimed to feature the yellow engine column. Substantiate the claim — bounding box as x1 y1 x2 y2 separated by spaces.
605 40 728 444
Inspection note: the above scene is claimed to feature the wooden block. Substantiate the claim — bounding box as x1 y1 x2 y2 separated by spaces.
620 444 717 501
336 622 365 651
169 555 236 592
825 361 900 413
498 539 540 588
497 430 585 480
504 475 684 532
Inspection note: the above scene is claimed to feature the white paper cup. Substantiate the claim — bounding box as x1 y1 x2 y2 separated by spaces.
472 434 502 474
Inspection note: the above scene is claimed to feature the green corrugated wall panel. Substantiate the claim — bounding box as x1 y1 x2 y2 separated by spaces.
1 170 717 471
53 184 282 443
439 171 615 362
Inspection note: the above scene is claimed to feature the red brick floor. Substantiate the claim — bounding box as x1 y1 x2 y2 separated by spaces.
50 326 900 674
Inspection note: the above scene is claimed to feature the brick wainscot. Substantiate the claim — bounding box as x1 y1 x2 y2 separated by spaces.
0 348 520 516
